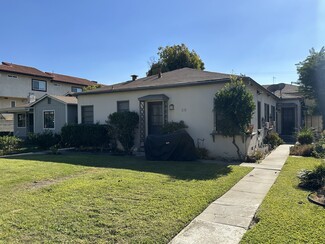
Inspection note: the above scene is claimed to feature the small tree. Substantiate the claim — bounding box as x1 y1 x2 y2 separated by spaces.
107 111 139 154
214 77 255 160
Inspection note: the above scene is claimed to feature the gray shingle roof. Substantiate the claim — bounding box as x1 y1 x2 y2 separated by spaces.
79 68 232 95
263 84 302 99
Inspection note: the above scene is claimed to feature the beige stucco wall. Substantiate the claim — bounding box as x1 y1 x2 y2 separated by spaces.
78 82 278 159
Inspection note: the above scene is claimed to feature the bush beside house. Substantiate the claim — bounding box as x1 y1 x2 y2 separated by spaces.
107 111 139 154
0 136 22 155
61 124 109 149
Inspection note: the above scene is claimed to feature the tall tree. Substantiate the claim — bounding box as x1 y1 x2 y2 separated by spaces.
214 77 255 160
297 47 325 126
147 44 205 76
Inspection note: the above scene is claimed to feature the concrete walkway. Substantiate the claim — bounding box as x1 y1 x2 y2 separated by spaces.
170 144 291 244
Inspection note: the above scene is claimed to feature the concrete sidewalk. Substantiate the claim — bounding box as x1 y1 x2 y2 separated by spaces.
170 144 291 244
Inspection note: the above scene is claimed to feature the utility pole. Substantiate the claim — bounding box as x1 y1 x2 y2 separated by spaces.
272 76 276 84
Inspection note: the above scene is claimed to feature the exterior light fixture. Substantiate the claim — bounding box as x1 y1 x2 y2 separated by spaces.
169 104 175 110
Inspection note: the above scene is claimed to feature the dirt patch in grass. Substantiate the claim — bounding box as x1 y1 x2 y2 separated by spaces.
22 168 99 190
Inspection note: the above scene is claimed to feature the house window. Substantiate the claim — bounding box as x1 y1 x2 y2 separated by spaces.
11 101 16 108
44 111 55 129
117 101 129 112
17 113 26 128
271 105 275 121
215 112 225 133
264 103 270 122
32 79 47 92
72 87 83 93
48 98 51 104
257 101 261 129
81 105 94 124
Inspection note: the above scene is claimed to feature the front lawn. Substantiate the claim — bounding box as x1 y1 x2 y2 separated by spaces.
241 157 325 243
0 154 250 243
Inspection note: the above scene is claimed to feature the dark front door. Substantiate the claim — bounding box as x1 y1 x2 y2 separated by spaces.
282 107 295 135
148 102 163 135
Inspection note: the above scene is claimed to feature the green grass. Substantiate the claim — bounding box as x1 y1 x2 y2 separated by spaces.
241 157 325 244
0 153 250 243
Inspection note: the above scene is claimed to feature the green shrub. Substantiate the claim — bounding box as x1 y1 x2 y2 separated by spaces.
61 124 109 149
196 147 209 159
312 142 325 158
297 128 314 145
107 111 139 154
290 144 314 156
0 136 22 155
263 132 284 149
161 120 188 134
297 162 325 190
27 131 61 150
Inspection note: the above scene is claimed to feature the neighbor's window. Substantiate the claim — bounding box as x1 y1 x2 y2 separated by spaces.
32 79 47 92
117 101 129 112
71 87 83 93
81 105 94 124
44 111 55 129
11 101 16 108
17 113 26 128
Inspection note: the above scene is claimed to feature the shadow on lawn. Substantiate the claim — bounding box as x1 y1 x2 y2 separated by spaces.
8 153 234 180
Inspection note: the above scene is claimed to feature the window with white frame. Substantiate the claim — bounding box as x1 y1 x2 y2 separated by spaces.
17 113 26 128
43 111 55 129
117 101 130 112
71 87 83 93
81 106 94 124
32 79 47 92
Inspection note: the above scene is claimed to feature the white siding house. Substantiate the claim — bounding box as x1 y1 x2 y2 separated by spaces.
77 68 279 159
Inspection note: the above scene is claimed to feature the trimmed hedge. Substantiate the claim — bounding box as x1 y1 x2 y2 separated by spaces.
61 124 109 148
161 120 188 134
27 131 61 150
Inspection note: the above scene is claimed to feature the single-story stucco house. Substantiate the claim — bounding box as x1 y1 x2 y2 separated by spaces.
0 94 77 137
76 68 280 159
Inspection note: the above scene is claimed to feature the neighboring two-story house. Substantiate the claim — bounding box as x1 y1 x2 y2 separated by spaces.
0 62 96 132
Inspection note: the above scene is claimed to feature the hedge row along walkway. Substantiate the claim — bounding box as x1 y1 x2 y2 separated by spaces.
170 144 291 244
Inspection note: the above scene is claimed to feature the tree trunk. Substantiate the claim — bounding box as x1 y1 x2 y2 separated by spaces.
232 135 242 160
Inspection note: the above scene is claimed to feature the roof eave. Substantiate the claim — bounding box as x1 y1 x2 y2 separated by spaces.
0 69 52 79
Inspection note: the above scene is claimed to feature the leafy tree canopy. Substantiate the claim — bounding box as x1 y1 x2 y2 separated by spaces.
83 84 102 91
214 77 255 159
297 47 325 117
214 77 255 136
147 44 205 76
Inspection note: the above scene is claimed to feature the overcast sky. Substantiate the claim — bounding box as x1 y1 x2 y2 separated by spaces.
0 0 324 85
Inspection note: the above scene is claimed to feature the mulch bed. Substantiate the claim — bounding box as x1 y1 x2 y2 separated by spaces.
308 187 325 207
